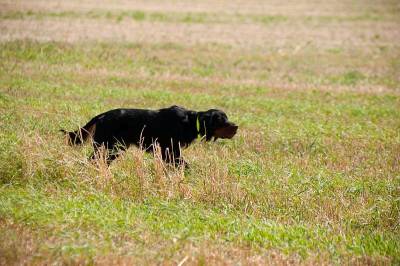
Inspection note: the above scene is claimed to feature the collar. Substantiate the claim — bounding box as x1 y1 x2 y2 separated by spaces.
196 116 201 139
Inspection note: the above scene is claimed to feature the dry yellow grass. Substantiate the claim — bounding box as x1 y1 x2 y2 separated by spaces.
0 13 399 49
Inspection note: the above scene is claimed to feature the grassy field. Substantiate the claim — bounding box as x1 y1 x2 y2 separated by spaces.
0 0 399 264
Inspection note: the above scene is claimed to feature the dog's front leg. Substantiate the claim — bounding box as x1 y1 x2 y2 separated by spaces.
161 145 188 169
174 157 189 169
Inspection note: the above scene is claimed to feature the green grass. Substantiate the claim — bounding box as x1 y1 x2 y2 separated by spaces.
0 40 399 264
0 0 400 263
1 187 398 260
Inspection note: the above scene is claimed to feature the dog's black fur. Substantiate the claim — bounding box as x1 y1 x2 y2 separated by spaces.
62 105 238 166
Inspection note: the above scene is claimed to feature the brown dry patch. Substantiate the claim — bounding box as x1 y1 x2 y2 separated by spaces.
1 0 399 17
1 18 399 49
0 221 40 266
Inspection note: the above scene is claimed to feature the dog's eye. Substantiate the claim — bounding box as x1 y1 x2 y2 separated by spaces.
214 117 223 125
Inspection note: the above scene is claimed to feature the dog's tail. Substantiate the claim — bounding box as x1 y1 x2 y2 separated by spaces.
61 117 97 145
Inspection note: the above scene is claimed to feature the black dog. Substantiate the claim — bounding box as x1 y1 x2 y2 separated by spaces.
62 105 238 166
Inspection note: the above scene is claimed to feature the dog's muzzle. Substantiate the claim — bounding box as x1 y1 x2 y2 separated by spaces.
214 123 238 139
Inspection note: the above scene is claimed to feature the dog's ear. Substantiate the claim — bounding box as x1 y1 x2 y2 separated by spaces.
182 113 190 125
198 112 214 141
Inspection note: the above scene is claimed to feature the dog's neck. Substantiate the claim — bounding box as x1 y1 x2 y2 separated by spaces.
188 111 203 139
196 115 201 138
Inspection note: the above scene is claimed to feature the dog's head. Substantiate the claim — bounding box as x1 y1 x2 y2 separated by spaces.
198 109 238 141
